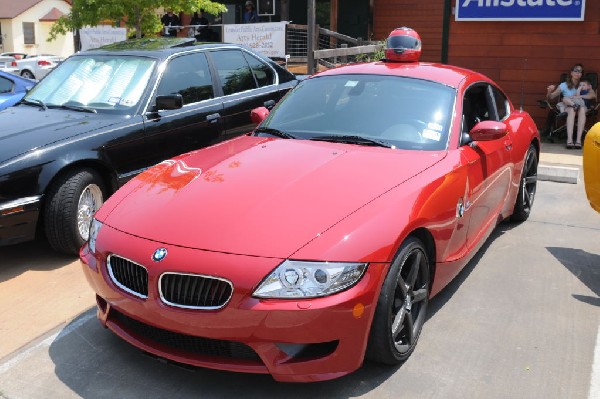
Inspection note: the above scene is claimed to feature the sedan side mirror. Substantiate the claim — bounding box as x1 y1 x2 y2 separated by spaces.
469 120 508 141
251 106 270 124
155 94 183 111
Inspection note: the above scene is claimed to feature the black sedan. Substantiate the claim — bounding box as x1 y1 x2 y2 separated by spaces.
0 38 299 254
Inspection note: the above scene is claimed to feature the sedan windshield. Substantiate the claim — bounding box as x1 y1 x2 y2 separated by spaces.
262 74 455 150
24 55 156 113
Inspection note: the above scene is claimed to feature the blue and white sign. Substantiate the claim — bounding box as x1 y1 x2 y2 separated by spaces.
456 0 586 21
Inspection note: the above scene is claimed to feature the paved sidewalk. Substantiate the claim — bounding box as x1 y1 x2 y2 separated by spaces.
539 141 583 184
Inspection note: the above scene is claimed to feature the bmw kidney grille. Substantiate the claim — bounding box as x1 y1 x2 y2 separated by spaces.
159 273 233 310
107 255 233 309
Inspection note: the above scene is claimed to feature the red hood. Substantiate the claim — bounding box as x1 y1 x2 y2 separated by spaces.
101 136 445 258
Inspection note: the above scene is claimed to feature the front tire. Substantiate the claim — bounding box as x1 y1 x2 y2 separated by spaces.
511 144 538 222
44 169 106 255
366 236 430 365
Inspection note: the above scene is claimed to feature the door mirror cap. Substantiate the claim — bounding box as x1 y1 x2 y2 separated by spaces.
251 106 270 124
469 120 508 141
155 94 183 110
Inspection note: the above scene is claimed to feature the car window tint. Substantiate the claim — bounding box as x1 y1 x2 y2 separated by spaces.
492 86 508 120
0 76 12 93
211 50 257 95
157 53 214 105
242 52 274 88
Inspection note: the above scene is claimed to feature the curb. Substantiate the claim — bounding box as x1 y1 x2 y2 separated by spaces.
538 163 580 184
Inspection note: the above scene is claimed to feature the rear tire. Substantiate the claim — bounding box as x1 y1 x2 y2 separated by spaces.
511 144 538 222
44 169 106 255
366 236 430 365
21 70 35 79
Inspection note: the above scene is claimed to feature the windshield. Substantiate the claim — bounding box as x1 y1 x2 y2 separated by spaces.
24 55 156 113
262 74 455 150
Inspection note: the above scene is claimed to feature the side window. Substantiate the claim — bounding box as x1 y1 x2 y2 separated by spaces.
0 76 13 93
492 86 508 120
157 53 214 105
210 50 258 95
462 84 493 133
242 52 274 88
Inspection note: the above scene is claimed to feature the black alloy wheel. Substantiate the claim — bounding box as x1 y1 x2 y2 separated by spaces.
367 236 430 365
512 144 538 222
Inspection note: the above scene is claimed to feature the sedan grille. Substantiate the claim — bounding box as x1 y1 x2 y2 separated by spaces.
107 255 148 299
159 273 233 309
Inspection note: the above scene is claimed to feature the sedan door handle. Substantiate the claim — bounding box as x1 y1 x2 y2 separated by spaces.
206 113 220 123
264 100 276 109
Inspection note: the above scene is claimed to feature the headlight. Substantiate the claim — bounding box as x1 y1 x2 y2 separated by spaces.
253 260 367 299
88 218 103 253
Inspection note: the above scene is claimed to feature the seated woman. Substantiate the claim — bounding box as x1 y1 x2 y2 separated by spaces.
546 63 597 149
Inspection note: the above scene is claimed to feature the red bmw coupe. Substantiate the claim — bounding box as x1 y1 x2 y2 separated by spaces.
80 30 540 382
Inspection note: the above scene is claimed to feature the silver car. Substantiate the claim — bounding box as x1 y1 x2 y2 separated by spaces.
0 56 20 75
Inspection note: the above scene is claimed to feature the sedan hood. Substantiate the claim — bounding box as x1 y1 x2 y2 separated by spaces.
103 136 446 258
0 106 122 163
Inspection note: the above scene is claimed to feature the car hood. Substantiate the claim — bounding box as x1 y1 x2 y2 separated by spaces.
102 136 446 258
0 106 123 164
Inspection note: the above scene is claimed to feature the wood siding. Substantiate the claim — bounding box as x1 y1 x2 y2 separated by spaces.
373 0 600 131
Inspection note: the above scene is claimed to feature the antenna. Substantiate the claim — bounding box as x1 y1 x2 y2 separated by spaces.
519 58 528 112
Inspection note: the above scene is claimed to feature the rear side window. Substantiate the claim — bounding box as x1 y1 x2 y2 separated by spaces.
243 52 274 88
158 52 214 105
210 50 257 95
0 76 13 93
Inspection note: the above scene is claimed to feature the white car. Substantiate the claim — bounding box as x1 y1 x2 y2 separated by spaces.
0 53 63 80
0 56 20 74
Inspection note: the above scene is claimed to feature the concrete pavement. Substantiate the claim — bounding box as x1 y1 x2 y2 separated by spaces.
539 141 584 184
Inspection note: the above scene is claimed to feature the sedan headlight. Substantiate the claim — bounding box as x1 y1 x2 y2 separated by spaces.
253 260 367 299
88 218 103 253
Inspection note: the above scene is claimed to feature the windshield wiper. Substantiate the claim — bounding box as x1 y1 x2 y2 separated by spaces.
254 127 297 139
310 134 392 148
20 98 48 111
55 104 97 114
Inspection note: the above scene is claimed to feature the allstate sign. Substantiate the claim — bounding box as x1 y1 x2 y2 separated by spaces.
456 0 586 21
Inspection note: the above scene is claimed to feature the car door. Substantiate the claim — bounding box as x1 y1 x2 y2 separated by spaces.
460 83 514 246
207 49 284 139
144 51 224 165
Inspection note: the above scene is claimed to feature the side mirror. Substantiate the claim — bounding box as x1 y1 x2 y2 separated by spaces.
251 106 270 124
155 94 183 111
469 120 508 141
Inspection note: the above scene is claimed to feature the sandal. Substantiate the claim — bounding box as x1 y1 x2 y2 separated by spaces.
574 143 582 149
566 142 574 149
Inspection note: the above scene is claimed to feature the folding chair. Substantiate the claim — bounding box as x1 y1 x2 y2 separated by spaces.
538 72 599 142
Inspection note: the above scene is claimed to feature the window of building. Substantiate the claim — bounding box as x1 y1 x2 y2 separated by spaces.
23 22 35 45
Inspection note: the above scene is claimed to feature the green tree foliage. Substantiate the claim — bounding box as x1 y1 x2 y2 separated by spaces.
49 0 227 40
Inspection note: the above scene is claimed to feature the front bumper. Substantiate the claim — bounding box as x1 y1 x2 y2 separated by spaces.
0 196 41 246
80 225 388 382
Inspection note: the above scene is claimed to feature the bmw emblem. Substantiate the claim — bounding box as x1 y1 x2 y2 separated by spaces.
152 248 168 262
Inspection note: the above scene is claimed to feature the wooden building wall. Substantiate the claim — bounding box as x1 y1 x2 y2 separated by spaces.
372 0 600 131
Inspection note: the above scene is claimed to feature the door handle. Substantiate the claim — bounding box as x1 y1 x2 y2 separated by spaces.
504 140 513 150
206 113 220 123
264 100 276 109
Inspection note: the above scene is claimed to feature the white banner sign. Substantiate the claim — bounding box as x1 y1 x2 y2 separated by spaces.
223 22 286 58
80 26 127 51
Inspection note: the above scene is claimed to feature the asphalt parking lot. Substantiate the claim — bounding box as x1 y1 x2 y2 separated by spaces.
1 176 599 399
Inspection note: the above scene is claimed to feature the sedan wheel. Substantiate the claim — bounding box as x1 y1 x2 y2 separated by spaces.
21 70 35 79
44 169 106 255
367 236 430 365
511 144 538 222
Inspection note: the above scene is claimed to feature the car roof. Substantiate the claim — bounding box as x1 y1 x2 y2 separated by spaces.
78 38 248 60
314 60 490 90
